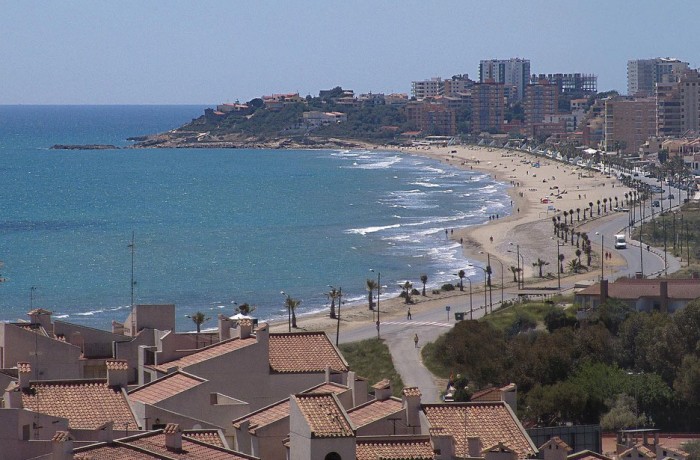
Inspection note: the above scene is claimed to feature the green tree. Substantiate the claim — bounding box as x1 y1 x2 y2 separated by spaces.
366 278 377 310
457 269 465 291
532 258 549 278
326 288 339 319
401 281 413 304
189 311 210 333
420 274 428 296
600 393 650 431
284 295 301 328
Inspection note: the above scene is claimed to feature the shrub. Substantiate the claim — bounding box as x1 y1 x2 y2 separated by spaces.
441 283 455 291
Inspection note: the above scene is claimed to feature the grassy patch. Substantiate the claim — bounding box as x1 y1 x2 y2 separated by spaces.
421 341 450 379
481 296 574 333
339 338 404 397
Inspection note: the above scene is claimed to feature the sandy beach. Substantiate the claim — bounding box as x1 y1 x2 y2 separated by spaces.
269 144 633 335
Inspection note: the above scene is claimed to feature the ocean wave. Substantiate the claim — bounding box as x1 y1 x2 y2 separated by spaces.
410 181 441 188
345 223 401 235
75 309 105 316
350 156 402 170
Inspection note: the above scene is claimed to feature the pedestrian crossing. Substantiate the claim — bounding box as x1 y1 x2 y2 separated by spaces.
381 320 452 328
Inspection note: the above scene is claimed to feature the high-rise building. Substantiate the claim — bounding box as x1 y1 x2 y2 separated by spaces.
655 69 700 137
604 97 657 154
679 70 700 134
404 101 457 136
529 73 597 96
471 82 505 134
524 80 559 135
411 77 444 100
627 58 689 97
479 58 530 103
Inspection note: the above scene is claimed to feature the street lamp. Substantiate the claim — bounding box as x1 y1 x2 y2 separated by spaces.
595 232 604 280
488 253 504 305
467 264 489 313
552 238 563 291
370 269 381 339
280 291 291 332
329 285 342 346
507 246 525 290
466 277 473 319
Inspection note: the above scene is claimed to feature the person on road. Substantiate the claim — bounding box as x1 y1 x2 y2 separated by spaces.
414 333 419 348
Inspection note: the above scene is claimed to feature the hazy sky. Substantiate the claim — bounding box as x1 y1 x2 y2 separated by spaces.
2 1 698 104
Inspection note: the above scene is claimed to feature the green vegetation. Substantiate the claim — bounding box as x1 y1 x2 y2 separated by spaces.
339 338 404 397
422 297 700 430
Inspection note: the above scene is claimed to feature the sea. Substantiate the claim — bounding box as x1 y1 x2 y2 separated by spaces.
0 105 511 331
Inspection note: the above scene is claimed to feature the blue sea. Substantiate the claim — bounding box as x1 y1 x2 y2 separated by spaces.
0 106 511 331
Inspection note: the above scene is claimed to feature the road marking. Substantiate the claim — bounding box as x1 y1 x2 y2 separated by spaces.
381 320 452 328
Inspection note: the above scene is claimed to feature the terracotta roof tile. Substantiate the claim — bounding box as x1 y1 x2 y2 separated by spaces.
356 436 435 460
183 430 226 448
128 372 205 405
152 336 257 373
422 402 536 459
22 379 138 430
402 387 422 397
74 431 254 459
348 397 404 427
269 332 348 373
292 393 354 438
304 381 349 395
17 362 31 374
52 431 72 442
232 399 290 433
106 360 129 371
568 452 613 460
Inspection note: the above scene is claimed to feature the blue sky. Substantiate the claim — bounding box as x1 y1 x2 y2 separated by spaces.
1 1 698 104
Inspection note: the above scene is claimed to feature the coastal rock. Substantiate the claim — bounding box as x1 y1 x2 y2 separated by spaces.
50 144 119 150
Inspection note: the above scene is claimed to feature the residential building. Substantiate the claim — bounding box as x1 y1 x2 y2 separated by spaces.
530 73 598 96
261 93 303 111
479 58 530 103
302 111 347 129
443 74 474 97
656 74 683 137
471 82 505 134
525 80 559 136
575 278 700 312
385 93 409 106
679 69 700 134
627 58 689 97
404 101 457 136
412 77 444 100
603 97 656 154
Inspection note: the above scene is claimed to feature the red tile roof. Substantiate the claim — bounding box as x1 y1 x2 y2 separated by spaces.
304 381 350 395
74 431 254 459
232 398 290 433
128 372 206 405
348 397 404 427
292 393 354 438
106 360 129 371
183 430 227 448
568 451 613 460
152 336 257 373
540 436 572 451
22 379 137 430
356 436 435 460
422 402 536 459
402 387 422 397
269 332 348 373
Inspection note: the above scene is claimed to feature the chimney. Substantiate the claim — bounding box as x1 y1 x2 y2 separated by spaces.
4 381 22 409
372 379 392 401
51 431 74 460
164 423 182 451
28 308 53 332
469 436 484 457
238 319 253 339
106 360 129 388
542 437 570 460
218 314 232 341
17 362 32 390
97 421 114 443
402 387 422 427
429 428 455 460
599 279 609 305
660 281 669 312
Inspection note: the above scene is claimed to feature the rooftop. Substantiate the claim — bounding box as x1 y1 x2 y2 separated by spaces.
232 398 290 434
293 393 354 438
348 397 404 428
22 379 137 430
128 371 206 405
578 278 700 300
269 332 348 373
356 436 435 460
422 402 537 459
152 336 257 373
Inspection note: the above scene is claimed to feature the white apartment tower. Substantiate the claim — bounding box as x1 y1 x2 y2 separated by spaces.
411 77 444 100
627 57 689 97
479 58 530 103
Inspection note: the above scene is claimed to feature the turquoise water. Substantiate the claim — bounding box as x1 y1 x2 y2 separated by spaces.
0 106 511 330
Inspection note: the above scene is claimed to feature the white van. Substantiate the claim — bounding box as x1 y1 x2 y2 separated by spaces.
614 234 626 249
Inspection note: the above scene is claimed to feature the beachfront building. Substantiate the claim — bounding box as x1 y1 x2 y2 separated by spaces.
302 111 347 129
404 101 457 136
603 97 656 154
524 80 559 137
627 58 689 97
471 81 506 134
575 278 700 313
479 58 530 103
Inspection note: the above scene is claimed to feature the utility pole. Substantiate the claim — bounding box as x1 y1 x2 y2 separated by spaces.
128 232 136 336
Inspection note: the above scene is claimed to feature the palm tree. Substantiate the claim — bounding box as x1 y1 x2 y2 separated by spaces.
576 231 581 248
624 192 629 206
458 269 465 291
563 210 568 225
569 209 574 224
235 303 256 316
284 296 301 328
420 274 428 296
597 200 601 215
366 279 377 310
189 311 210 333
552 216 558 235
583 208 588 220
589 201 594 216
326 288 339 319
614 196 619 208
509 265 520 282
576 248 582 264
558 253 565 274
486 265 492 287
532 258 549 278
603 198 608 213
576 208 581 222
401 281 413 304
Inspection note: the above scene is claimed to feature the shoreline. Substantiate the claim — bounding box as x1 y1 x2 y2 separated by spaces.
268 143 633 335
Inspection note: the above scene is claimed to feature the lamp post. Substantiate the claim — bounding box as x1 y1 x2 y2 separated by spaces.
466 277 473 320
280 290 291 332
507 248 525 290
329 285 342 346
370 269 381 339
489 255 504 306
30 286 37 309
595 232 604 280
468 265 489 313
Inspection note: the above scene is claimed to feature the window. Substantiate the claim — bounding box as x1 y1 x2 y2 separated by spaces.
325 453 342 460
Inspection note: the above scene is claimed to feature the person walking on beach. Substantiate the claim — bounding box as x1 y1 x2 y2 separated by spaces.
407 308 412 320
414 333 419 348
